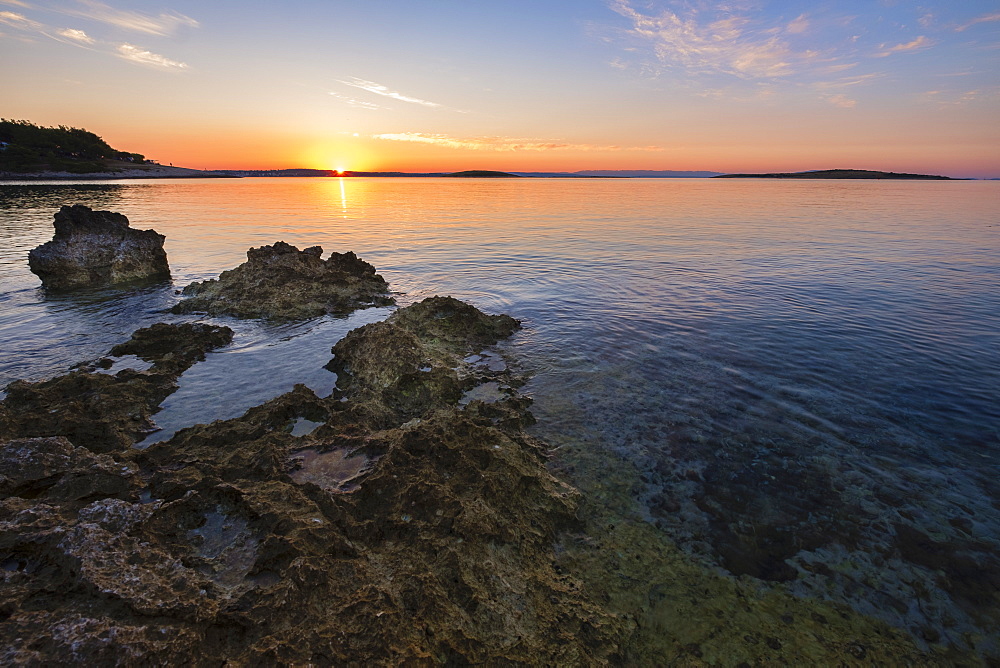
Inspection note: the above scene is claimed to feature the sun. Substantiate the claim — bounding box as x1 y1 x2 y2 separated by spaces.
334 165 347 175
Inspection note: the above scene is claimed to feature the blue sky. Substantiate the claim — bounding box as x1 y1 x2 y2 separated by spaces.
2 0 998 175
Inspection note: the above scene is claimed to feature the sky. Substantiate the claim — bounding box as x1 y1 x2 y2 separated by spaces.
2 0 999 176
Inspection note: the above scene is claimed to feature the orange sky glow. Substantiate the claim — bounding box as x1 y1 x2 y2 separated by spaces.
2 1 998 177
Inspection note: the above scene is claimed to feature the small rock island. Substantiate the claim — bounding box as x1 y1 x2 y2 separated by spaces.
27 205 170 290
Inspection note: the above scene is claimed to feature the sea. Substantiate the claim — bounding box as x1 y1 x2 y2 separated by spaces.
1 176 998 656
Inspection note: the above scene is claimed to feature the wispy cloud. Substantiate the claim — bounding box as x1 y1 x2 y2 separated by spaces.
0 10 40 29
696 85 777 103
66 0 197 36
116 42 187 69
813 72 883 90
955 12 1000 32
923 88 992 106
0 0 32 8
329 92 383 110
56 26 92 43
608 0 811 79
338 77 442 108
0 5 192 70
819 62 859 75
372 132 663 152
874 35 934 57
823 94 856 108
786 14 809 35
602 1 985 110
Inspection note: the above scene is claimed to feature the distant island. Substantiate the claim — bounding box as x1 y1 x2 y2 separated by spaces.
443 170 523 178
714 169 955 180
573 170 723 178
214 169 723 178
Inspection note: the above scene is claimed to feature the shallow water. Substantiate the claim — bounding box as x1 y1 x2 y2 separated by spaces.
1 177 998 655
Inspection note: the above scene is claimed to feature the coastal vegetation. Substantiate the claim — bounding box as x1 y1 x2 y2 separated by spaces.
0 119 146 174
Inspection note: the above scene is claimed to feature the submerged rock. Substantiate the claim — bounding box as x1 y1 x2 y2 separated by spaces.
27 205 170 289
172 241 393 320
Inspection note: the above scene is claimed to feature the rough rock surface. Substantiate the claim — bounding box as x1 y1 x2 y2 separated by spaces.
27 205 170 289
0 323 233 453
0 297 629 664
172 241 393 320
0 297 935 664
324 295 520 429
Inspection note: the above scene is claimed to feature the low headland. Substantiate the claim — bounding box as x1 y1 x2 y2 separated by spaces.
0 120 233 180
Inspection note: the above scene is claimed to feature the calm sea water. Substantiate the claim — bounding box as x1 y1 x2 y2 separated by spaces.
1 177 998 653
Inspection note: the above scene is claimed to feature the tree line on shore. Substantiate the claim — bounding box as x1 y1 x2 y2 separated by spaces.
0 119 145 173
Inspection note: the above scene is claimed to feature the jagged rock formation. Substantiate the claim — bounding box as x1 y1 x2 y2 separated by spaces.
27 205 170 289
0 297 631 664
0 296 936 664
324 296 520 429
172 241 393 320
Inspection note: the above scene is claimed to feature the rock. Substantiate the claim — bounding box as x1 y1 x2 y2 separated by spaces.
0 436 135 502
0 296 633 664
324 296 520 428
171 241 393 320
387 295 520 352
0 296 935 664
109 322 235 374
0 322 232 453
27 205 170 289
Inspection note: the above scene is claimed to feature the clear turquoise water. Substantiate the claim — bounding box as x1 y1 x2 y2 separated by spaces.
1 177 998 653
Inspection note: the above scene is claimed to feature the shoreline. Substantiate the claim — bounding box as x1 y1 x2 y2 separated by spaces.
0 165 238 181
0 230 948 663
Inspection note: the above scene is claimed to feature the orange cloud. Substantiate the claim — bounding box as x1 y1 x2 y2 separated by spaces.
874 36 934 57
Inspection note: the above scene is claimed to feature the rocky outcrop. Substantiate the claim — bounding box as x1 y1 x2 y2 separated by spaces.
172 241 393 320
0 297 631 664
0 296 934 664
0 322 232 453
324 296 520 428
27 205 170 289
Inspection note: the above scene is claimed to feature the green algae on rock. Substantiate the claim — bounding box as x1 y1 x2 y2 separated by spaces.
324 296 520 429
171 241 394 320
553 461 942 665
